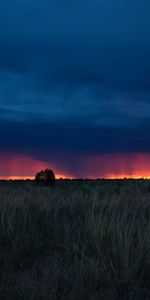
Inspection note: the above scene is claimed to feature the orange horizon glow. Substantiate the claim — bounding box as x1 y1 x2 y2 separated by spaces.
0 175 150 180
0 154 74 180
104 174 150 179
0 174 74 180
0 173 150 180
1 152 150 180
79 153 150 179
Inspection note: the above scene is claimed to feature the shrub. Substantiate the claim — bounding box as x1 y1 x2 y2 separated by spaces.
35 169 55 186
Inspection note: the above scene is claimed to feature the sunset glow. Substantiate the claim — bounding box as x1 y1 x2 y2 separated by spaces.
79 153 150 179
1 1 150 183
0 152 150 180
0 154 73 180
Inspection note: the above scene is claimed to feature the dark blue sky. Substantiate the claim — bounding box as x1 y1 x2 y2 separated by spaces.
0 0 150 178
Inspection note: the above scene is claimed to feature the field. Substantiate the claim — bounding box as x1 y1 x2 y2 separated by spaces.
0 179 150 299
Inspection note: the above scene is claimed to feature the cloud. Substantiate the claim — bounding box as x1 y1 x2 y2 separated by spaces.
0 0 150 177
0 70 150 131
1 152 150 179
0 0 150 89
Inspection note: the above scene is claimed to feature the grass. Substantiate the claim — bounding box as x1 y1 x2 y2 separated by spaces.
0 179 150 299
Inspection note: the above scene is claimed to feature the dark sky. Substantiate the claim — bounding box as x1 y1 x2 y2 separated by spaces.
0 0 150 178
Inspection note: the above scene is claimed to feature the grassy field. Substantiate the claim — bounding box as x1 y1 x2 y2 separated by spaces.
0 179 150 299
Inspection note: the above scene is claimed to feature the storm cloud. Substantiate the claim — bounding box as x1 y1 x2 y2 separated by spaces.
0 0 150 177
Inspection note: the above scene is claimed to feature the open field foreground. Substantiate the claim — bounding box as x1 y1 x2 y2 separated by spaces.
0 179 150 299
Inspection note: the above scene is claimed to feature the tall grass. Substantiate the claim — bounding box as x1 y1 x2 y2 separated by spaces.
0 179 150 299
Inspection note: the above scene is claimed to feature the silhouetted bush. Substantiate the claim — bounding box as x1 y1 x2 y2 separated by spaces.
35 169 55 186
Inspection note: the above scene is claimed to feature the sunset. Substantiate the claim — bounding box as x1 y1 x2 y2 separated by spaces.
0 0 150 298
1 153 150 179
0 1 150 179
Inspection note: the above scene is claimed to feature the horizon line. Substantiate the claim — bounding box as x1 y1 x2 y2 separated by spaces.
0 175 150 180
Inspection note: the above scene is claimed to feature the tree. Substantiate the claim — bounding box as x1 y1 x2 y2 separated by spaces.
35 169 55 186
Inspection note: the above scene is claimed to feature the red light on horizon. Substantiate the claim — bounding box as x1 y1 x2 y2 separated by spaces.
0 152 150 180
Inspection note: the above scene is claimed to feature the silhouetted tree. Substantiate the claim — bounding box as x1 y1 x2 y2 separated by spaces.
35 169 55 186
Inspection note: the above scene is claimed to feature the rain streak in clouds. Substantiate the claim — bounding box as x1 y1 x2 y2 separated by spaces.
0 0 150 178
